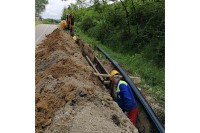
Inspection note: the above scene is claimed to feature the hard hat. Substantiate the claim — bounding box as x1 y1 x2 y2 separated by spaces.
110 70 120 80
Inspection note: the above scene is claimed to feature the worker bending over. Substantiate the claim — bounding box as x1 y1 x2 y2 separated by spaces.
110 70 138 126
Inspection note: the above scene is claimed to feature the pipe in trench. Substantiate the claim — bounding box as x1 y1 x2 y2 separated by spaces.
97 47 165 133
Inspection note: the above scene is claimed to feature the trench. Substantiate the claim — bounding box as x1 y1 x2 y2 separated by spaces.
75 39 164 133
36 29 138 133
35 28 164 133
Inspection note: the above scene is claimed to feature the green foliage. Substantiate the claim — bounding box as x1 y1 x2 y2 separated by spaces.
35 19 59 26
73 0 164 67
76 27 164 104
73 0 165 104
61 7 67 20
35 0 48 15
35 20 41 25
42 19 53 24
61 3 79 21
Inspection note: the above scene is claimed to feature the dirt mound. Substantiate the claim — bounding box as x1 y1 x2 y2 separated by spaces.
35 29 138 133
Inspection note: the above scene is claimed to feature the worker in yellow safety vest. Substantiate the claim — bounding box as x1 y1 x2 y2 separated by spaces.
110 70 138 126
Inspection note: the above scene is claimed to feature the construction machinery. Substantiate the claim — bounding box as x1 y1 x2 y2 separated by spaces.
59 13 75 36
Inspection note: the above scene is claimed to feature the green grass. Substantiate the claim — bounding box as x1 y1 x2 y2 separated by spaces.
35 20 42 25
35 19 59 26
76 27 165 105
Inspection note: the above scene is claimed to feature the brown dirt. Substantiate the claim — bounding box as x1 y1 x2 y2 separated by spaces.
98 62 165 133
35 29 138 133
86 47 165 132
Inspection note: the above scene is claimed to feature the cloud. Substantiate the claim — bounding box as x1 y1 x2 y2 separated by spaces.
41 0 76 19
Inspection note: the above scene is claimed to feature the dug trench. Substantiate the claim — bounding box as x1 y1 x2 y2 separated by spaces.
35 28 162 133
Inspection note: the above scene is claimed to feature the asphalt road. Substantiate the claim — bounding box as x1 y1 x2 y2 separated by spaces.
35 24 58 45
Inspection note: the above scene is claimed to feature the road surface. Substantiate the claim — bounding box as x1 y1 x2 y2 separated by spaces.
35 24 58 45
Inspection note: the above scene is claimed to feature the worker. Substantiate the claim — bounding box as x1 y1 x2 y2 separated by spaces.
110 70 138 126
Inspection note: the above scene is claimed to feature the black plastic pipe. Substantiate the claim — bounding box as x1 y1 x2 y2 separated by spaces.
97 47 165 133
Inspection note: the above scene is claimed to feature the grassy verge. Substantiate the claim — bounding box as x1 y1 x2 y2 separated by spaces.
35 20 42 25
35 19 59 26
76 27 165 106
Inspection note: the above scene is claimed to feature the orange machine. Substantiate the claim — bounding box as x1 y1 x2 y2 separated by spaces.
59 13 75 35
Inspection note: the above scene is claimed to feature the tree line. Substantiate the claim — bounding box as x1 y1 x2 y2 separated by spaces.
35 0 48 16
62 0 165 68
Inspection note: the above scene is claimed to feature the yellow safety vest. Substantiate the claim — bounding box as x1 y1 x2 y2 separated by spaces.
116 80 127 92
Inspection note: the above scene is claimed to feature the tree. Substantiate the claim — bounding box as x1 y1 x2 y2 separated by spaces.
119 0 131 35
70 3 79 12
61 7 68 20
35 0 48 16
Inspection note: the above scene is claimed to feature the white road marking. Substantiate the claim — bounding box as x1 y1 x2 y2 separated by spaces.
35 25 49 44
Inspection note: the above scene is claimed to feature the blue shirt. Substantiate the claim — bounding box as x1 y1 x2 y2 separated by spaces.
116 80 137 112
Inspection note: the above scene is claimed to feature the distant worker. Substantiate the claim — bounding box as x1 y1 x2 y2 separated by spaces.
110 70 138 126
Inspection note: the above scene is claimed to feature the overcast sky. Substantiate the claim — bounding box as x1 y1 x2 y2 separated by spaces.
41 0 76 19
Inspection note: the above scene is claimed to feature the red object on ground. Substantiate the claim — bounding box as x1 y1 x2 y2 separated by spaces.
128 107 138 126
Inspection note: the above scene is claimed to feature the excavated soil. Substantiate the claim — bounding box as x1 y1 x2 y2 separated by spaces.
96 49 165 133
35 29 138 133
